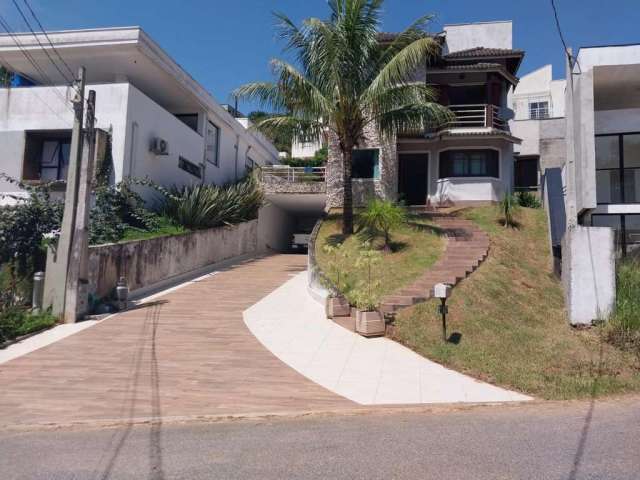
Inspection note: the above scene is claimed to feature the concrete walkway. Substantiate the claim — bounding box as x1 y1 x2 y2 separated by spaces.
0 255 352 429
244 272 531 405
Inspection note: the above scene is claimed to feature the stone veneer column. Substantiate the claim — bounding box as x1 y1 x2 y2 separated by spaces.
326 126 398 209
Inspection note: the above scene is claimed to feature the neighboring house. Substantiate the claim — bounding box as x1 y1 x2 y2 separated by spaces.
558 43 640 324
326 20 524 208
509 64 566 192
0 27 279 204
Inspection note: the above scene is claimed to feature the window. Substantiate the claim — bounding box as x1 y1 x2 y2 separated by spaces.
596 133 640 204
529 101 550 119
352 149 380 179
439 150 499 179
206 121 220 166
22 131 72 182
591 214 640 257
175 114 199 133
178 156 202 179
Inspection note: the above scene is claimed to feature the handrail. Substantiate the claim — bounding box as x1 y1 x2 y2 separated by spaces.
444 104 508 131
260 165 326 183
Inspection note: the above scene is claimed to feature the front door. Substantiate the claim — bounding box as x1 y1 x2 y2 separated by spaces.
398 153 428 205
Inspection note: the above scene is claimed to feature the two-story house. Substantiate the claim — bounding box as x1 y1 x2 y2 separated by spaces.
0 27 279 204
326 21 524 208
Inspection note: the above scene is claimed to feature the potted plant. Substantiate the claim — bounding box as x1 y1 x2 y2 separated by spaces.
352 286 385 337
352 245 385 337
322 243 351 318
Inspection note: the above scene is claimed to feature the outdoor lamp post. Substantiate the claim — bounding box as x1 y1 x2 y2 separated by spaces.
433 283 451 342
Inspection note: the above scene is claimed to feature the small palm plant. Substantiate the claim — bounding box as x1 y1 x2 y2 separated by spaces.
234 0 451 236
358 198 407 251
322 242 352 295
499 193 520 228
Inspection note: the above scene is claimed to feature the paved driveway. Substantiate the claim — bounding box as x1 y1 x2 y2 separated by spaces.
0 255 352 429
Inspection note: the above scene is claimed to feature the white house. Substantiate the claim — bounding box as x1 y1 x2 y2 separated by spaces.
509 64 566 192
0 27 279 203
326 20 524 208
559 43 640 324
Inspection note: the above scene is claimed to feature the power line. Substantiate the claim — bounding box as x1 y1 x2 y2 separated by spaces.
11 0 74 85
0 12 75 113
550 0 581 73
20 0 76 81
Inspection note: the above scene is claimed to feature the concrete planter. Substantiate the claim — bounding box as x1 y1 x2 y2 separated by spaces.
326 295 350 318
355 310 386 337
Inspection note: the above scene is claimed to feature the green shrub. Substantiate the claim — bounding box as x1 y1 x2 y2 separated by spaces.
160 175 264 230
517 191 542 209
357 199 407 250
498 193 520 228
0 305 57 343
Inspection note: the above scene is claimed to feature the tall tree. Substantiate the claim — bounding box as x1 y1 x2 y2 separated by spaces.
235 0 450 235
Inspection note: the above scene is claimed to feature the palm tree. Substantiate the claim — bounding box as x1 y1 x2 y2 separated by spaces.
235 0 451 235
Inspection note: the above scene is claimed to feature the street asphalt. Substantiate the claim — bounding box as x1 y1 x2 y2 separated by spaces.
1 397 638 479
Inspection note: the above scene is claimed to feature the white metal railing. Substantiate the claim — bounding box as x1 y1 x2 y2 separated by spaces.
260 165 326 183
444 104 508 131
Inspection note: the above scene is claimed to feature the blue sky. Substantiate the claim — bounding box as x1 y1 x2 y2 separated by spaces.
3 0 640 111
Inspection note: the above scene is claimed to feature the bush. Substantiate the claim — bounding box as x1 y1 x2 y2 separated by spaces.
160 175 264 230
517 191 542 209
357 199 407 250
0 305 57 344
607 259 640 363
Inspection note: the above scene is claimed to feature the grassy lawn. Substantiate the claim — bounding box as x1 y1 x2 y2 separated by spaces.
315 214 445 304
120 216 188 242
391 206 640 400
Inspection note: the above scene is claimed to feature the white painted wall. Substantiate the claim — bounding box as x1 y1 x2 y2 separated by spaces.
0 82 279 202
292 139 321 159
562 226 616 325
509 65 566 121
577 44 640 71
443 21 512 54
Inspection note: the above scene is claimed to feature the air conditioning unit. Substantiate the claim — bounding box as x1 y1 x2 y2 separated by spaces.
150 137 169 155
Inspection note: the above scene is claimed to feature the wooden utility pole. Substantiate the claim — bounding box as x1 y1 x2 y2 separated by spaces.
64 89 96 322
42 67 86 320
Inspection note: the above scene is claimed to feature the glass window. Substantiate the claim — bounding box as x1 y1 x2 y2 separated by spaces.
178 156 202 179
439 150 499 178
352 149 380 179
40 139 70 181
595 136 619 169
175 114 199 133
529 101 549 119
623 134 640 169
206 121 220 166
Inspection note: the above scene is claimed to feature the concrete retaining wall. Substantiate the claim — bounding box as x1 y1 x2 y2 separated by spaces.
88 220 258 299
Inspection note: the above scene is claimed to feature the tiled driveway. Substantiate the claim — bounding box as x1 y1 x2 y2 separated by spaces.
0 255 353 429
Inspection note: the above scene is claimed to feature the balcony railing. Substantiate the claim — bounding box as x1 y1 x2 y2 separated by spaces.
259 166 326 183
443 104 508 131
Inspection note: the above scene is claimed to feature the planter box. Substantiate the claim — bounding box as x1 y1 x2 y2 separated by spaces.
355 310 386 337
326 295 350 318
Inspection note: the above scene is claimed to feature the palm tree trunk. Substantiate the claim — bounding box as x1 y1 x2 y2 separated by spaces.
342 148 354 235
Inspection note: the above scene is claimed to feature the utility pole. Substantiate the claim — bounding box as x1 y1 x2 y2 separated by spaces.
64 89 96 322
42 67 86 320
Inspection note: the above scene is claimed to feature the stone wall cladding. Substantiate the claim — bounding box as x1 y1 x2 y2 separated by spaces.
326 124 397 208
88 220 258 298
261 175 326 194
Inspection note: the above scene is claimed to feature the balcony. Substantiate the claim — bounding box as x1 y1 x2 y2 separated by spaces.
258 166 326 194
441 104 508 132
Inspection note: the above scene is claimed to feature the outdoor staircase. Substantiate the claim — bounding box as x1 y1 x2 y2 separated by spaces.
379 214 490 316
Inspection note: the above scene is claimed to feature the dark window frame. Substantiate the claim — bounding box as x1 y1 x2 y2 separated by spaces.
590 213 640 257
595 132 640 205
206 120 220 167
438 149 500 179
352 148 380 179
39 137 71 181
175 113 200 134
178 156 202 179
